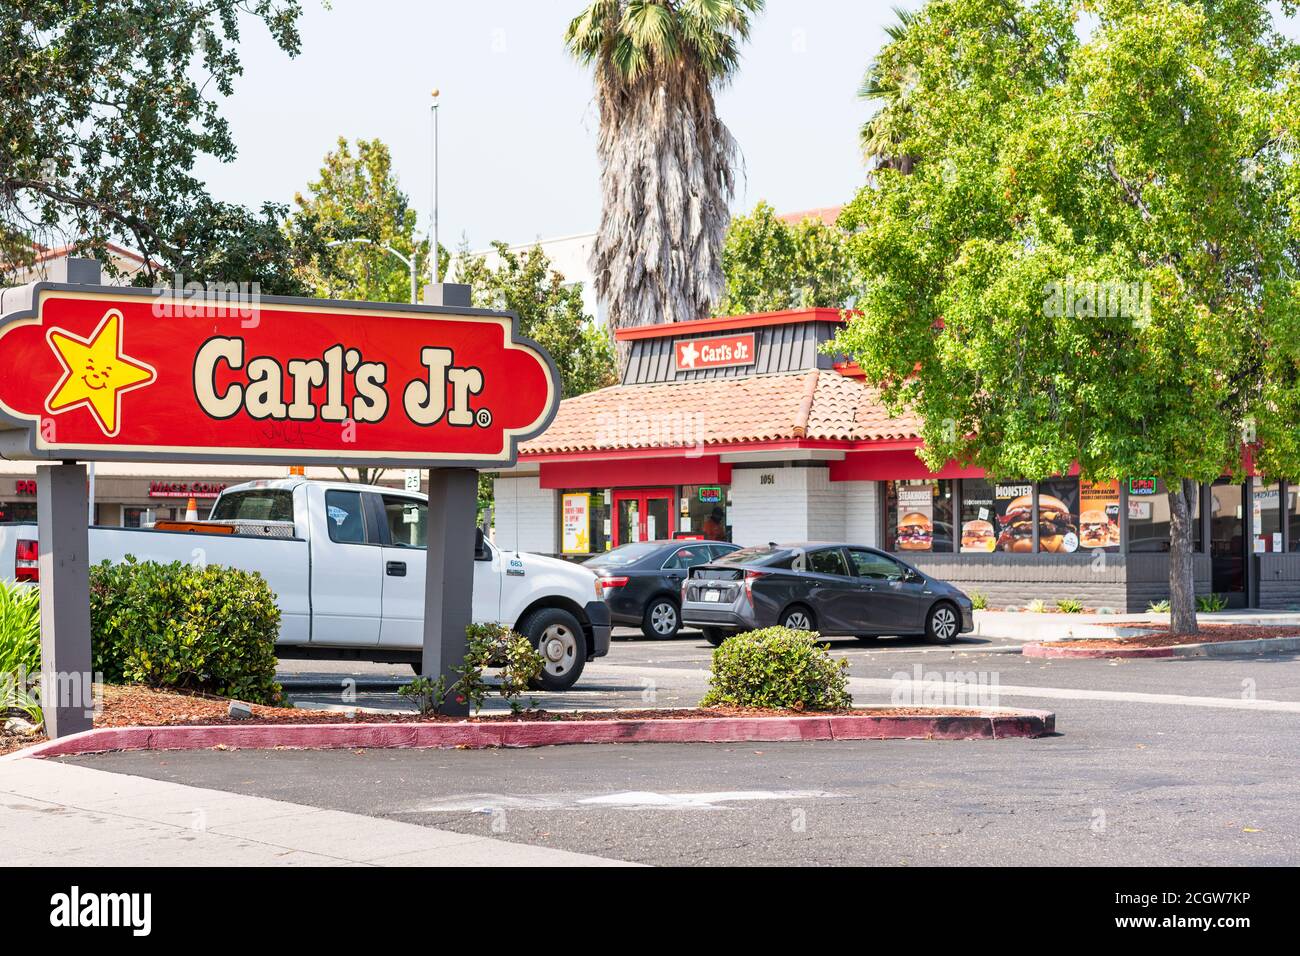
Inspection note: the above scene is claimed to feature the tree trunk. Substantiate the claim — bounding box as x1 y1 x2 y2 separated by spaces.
1167 479 1199 635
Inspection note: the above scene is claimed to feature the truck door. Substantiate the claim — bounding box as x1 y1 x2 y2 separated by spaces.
310 488 382 644
372 493 501 648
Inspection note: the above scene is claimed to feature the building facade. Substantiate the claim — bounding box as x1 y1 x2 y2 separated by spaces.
495 308 1300 611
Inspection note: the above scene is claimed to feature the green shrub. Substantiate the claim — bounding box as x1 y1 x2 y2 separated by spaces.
1056 598 1084 614
969 591 989 611
1196 592 1228 612
701 626 850 711
1147 599 1171 613
399 622 544 716
89 557 282 704
1026 598 1048 613
0 580 42 722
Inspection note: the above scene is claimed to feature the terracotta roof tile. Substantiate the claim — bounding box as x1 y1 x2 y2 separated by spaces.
521 371 920 455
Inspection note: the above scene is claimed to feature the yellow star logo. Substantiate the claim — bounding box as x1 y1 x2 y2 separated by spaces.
45 309 156 437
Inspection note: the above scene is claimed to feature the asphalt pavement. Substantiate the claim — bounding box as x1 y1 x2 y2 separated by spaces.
59 628 1300 866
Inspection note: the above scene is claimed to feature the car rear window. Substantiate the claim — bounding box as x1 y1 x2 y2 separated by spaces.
582 542 663 568
711 545 794 568
210 489 294 523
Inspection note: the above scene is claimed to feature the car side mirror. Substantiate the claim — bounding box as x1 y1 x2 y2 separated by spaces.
474 527 488 561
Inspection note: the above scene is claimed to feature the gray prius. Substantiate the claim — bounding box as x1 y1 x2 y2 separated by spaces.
680 542 975 646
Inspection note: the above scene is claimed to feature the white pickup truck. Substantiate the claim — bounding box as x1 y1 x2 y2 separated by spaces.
0 478 610 691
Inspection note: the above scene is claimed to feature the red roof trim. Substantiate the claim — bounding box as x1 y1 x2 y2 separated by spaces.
613 308 847 341
520 436 923 463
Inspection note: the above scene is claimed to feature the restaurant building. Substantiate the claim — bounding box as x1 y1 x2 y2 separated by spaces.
494 307 1300 611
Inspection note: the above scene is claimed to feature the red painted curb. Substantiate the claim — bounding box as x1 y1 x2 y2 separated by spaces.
1023 642 1174 659
8 710 1056 760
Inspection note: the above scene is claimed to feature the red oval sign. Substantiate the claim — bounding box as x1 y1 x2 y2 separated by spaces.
0 286 559 467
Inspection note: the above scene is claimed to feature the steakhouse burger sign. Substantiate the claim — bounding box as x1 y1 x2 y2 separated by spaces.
0 284 559 466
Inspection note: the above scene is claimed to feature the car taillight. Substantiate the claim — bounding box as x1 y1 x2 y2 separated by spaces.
743 569 767 604
15 539 38 583
595 575 628 595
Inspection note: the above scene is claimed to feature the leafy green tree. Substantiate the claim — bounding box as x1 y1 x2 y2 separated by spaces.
454 241 617 399
719 202 855 315
829 0 1300 634
0 0 305 285
565 0 763 354
286 137 446 304
858 5 919 173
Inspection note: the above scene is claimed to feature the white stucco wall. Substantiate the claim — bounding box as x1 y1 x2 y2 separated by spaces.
492 475 557 554
842 480 880 548
728 466 838 545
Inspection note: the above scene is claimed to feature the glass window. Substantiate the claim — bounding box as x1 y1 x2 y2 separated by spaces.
713 545 791 567
1128 479 1201 552
581 541 661 568
848 548 904 580
1288 484 1300 552
959 479 997 553
561 489 612 554
663 544 711 570
804 547 849 576
382 495 426 548
708 543 741 561
680 485 730 541
0 501 37 523
324 490 366 544
1038 478 1082 554
884 479 954 553
210 489 294 522
1253 482 1282 553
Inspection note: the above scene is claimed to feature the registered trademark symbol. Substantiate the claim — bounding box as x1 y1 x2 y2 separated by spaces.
476 408 492 427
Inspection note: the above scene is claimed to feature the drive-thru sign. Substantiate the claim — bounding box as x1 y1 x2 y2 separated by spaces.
0 262 561 736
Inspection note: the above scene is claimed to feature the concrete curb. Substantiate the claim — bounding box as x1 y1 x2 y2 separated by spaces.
1023 636 1300 660
6 708 1057 759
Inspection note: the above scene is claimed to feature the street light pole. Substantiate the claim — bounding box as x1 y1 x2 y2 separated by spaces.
325 238 417 304
430 89 441 284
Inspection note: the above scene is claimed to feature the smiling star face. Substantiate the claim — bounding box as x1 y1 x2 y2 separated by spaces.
45 309 156 436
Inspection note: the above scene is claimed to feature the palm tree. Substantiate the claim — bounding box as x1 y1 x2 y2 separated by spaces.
565 0 762 355
859 6 917 174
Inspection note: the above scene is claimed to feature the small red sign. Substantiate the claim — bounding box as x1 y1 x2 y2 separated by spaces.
14 480 36 496
674 332 756 372
0 287 559 467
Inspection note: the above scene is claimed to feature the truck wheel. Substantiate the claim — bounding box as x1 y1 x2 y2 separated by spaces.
641 597 680 640
520 607 587 692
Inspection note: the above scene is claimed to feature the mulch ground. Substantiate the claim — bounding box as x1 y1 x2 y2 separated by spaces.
0 684 987 756
1049 622 1300 649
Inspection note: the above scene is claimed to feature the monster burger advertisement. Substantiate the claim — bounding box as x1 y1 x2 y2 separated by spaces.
993 482 1080 553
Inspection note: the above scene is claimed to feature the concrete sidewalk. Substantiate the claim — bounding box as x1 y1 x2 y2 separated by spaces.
970 609 1300 642
0 758 635 867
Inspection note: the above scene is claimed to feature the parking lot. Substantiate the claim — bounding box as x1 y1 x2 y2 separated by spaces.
61 629 1300 866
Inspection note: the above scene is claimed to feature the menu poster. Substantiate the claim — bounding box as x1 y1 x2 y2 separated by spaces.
895 482 936 552
1037 479 1081 553
960 485 996 553
993 482 1034 552
1079 479 1121 551
561 493 590 554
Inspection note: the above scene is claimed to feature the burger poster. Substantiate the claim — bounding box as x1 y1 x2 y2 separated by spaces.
960 483 996 553
994 483 1036 552
894 483 936 551
561 493 590 554
1079 479 1121 550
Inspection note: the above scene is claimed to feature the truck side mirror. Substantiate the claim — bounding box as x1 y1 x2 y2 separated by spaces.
474 527 488 561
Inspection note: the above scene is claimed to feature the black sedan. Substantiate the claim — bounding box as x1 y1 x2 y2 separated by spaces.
583 540 742 638
680 542 975 645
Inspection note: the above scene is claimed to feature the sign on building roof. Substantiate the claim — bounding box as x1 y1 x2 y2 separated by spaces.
674 332 756 372
0 284 559 467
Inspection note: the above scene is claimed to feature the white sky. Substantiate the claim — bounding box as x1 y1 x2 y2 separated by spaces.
197 1 1300 253
195 0 924 251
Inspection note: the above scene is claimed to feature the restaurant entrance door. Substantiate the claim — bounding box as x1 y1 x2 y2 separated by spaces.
1209 479 1247 607
613 489 675 545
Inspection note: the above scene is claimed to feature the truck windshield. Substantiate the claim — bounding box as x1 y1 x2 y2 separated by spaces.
210 490 295 523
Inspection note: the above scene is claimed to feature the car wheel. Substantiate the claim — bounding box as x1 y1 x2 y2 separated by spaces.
702 627 728 647
520 607 587 692
641 597 681 640
780 605 815 631
926 601 960 644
